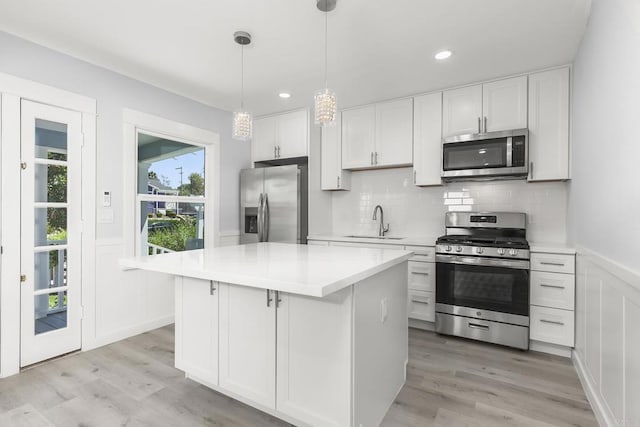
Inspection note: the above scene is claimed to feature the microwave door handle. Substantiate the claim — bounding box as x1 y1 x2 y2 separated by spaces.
506 137 513 167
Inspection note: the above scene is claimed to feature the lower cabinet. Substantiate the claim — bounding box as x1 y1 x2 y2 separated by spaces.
174 277 219 386
218 284 276 409
408 290 435 322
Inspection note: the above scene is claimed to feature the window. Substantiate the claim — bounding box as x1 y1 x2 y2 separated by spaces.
136 131 208 255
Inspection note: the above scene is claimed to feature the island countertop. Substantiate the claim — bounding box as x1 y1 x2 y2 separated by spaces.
120 242 413 297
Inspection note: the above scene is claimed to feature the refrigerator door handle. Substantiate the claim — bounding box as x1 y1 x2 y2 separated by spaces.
263 193 270 242
257 193 264 242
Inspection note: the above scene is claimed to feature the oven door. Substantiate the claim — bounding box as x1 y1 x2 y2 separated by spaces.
436 254 529 317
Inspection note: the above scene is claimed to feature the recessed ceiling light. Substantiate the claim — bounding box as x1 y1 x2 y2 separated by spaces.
434 50 452 61
279 92 291 99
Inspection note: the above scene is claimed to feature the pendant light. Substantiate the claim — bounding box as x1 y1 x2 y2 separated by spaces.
314 0 337 126
233 31 252 141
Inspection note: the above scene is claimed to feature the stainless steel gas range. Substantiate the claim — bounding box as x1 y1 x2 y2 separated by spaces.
435 212 530 350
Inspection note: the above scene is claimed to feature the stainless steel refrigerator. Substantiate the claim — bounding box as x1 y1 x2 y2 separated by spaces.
240 164 308 244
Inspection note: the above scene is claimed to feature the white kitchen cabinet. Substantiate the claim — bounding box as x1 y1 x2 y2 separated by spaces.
442 84 482 137
443 76 527 137
531 271 575 311
321 114 351 190
408 290 435 322
252 109 308 163
483 76 528 132
530 305 575 347
276 289 352 426
218 283 276 409
174 277 219 386
341 99 413 169
375 98 413 167
413 92 443 186
528 67 570 181
531 252 575 274
341 105 376 169
408 261 435 292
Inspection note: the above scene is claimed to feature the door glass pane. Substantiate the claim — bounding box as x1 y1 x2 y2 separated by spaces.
35 163 67 203
137 133 205 197
140 201 205 254
34 292 67 335
34 249 67 291
443 139 507 171
35 208 67 246
35 119 67 160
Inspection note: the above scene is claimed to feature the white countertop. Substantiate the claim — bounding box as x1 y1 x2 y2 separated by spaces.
308 234 438 247
120 242 413 298
529 242 576 255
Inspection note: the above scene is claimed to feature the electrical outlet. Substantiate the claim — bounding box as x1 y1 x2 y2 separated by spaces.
380 298 388 323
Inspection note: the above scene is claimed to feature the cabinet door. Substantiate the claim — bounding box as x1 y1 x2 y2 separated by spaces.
276 289 352 427
321 114 351 190
252 116 277 162
174 277 219 385
341 105 376 169
482 76 528 132
375 98 413 167
408 290 435 322
277 109 308 159
413 92 443 186
219 284 276 409
442 85 482 137
528 68 570 181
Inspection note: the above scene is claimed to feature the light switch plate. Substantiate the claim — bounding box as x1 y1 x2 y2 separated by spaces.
102 190 111 207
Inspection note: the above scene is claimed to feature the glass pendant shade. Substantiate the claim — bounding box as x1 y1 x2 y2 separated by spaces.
232 109 252 141
314 87 337 126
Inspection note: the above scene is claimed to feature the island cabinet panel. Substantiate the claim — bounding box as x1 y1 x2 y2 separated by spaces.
174 277 219 386
276 288 352 427
218 284 276 410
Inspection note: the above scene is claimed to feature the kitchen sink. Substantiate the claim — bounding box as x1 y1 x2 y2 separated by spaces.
344 235 405 240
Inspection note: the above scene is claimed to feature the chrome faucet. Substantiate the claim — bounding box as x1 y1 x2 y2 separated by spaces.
372 205 390 237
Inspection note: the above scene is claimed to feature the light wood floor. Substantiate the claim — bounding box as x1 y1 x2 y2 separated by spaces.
0 326 596 426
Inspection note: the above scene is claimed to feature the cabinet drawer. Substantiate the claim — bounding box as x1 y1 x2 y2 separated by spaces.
404 245 435 262
329 241 404 250
530 271 575 310
307 240 329 246
408 290 435 322
408 261 435 292
530 306 574 347
531 253 575 274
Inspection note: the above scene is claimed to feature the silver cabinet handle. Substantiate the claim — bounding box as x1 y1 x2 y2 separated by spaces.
370 152 374 166
266 289 273 307
337 176 340 188
276 291 282 308
529 161 534 180
478 117 481 133
540 319 565 326
468 322 489 330
413 170 417 184
484 116 487 133
210 281 217 295
375 152 378 165
274 146 277 159
540 261 565 267
411 296 431 304
277 146 281 158
540 284 566 289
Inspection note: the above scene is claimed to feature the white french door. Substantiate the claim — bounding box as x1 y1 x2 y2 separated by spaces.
20 100 83 367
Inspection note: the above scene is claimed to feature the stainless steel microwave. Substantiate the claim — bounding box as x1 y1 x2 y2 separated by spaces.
441 129 528 181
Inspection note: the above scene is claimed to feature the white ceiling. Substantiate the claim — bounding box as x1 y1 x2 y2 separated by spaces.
0 0 591 116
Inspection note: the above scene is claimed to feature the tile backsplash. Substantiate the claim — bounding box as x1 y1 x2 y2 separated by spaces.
331 167 568 243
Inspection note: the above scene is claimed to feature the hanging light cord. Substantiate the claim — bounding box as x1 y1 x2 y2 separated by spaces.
324 8 328 89
240 44 245 110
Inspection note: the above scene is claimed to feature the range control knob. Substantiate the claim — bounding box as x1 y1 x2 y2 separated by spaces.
445 245 452 252
497 248 506 255
509 249 518 256
455 246 463 253
475 247 483 254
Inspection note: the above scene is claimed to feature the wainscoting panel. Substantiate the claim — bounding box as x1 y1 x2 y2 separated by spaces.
573 247 640 427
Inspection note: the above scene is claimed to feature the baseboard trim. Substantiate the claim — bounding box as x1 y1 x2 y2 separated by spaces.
573 349 615 427
409 318 435 331
83 315 174 351
530 340 572 358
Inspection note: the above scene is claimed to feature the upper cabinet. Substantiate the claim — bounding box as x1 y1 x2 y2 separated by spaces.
341 98 413 169
413 92 443 186
443 76 528 137
321 114 351 191
528 68 570 181
252 109 308 163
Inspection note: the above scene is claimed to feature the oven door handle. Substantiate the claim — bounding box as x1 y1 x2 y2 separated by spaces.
436 254 530 270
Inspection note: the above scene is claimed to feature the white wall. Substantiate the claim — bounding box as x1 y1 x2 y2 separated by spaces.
569 0 640 425
331 167 568 243
0 31 249 352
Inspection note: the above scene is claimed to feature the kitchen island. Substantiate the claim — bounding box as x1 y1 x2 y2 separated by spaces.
120 242 412 427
